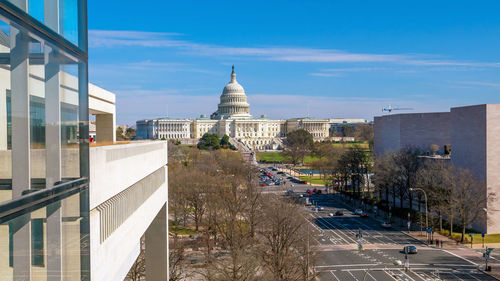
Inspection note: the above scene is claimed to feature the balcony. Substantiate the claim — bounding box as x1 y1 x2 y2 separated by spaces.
89 141 168 281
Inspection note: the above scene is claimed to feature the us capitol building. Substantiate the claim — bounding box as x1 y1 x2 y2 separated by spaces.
137 66 332 150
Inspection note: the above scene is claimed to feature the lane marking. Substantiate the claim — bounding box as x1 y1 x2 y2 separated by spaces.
449 271 466 281
347 270 360 281
441 249 477 265
329 270 341 281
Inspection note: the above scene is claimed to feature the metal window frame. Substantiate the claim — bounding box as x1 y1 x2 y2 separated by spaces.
0 0 88 62
0 178 89 224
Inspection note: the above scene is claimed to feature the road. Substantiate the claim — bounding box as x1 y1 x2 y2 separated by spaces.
260 165 497 281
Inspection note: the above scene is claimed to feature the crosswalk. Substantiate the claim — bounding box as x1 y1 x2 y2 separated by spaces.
323 268 495 281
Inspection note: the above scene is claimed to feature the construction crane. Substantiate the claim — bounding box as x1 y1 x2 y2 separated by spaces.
382 105 414 113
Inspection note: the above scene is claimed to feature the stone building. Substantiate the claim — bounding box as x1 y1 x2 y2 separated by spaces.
137 118 191 140
136 66 331 150
374 104 500 233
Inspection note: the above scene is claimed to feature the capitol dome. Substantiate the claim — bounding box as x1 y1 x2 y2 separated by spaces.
216 66 252 119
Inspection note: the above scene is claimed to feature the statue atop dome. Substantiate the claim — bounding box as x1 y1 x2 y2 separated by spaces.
214 65 252 120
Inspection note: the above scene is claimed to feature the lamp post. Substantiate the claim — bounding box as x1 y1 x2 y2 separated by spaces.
410 188 428 241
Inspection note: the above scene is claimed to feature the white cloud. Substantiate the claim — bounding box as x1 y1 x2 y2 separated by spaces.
113 89 457 125
309 73 343 77
457 81 500 88
89 29 500 67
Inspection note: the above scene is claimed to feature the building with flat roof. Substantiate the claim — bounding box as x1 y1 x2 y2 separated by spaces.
0 2 168 280
374 104 500 233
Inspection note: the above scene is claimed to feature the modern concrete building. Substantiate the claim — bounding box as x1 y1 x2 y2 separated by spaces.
0 1 168 280
374 104 500 233
136 66 331 150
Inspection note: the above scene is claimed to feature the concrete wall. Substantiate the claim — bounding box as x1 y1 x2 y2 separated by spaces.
89 141 168 281
374 105 500 233
374 112 450 156
374 115 401 156
450 105 487 232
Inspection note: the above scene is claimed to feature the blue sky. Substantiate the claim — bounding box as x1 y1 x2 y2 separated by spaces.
87 1 500 125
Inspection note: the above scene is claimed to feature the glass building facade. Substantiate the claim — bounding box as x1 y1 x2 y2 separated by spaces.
0 0 89 280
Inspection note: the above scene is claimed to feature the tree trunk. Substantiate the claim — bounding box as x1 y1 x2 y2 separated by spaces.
450 213 454 238
408 192 413 218
461 218 466 243
439 211 443 232
385 187 389 207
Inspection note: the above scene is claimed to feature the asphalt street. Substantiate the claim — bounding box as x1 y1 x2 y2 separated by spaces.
260 165 497 281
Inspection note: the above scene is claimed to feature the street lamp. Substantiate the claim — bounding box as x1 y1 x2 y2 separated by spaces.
410 188 428 241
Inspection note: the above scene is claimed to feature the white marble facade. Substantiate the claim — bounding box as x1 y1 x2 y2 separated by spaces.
136 66 330 150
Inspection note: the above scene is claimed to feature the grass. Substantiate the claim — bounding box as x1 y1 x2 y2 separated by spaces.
257 152 290 163
256 152 323 164
331 142 369 149
437 230 500 243
298 176 327 185
256 142 371 164
169 221 197 236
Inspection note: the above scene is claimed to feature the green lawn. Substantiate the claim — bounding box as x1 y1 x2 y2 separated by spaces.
256 142 371 164
438 230 500 243
169 221 197 235
256 152 291 163
256 152 323 164
298 176 327 185
331 142 369 149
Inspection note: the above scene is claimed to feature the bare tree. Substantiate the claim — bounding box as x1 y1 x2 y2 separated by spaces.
452 168 491 242
126 238 146 281
416 160 454 233
259 196 317 281
284 129 313 165
169 238 187 281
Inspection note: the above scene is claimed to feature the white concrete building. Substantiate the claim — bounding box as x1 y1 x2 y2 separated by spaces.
0 3 168 280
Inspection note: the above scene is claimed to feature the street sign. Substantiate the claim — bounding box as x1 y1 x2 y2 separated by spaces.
426 228 431 234
482 233 485 237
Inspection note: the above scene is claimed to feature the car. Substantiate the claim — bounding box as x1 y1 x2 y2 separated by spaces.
381 222 392 229
277 171 285 175
328 213 334 217
403 245 418 254
335 210 344 216
315 189 322 194
261 183 266 187
354 209 363 215
317 206 324 211
360 212 369 218
274 181 281 185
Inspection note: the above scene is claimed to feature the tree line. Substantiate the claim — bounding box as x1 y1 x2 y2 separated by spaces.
283 129 492 242
373 147 493 242
168 145 317 281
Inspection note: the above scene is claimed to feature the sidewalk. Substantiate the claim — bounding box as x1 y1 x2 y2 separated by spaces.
338 193 500 280
406 230 500 280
